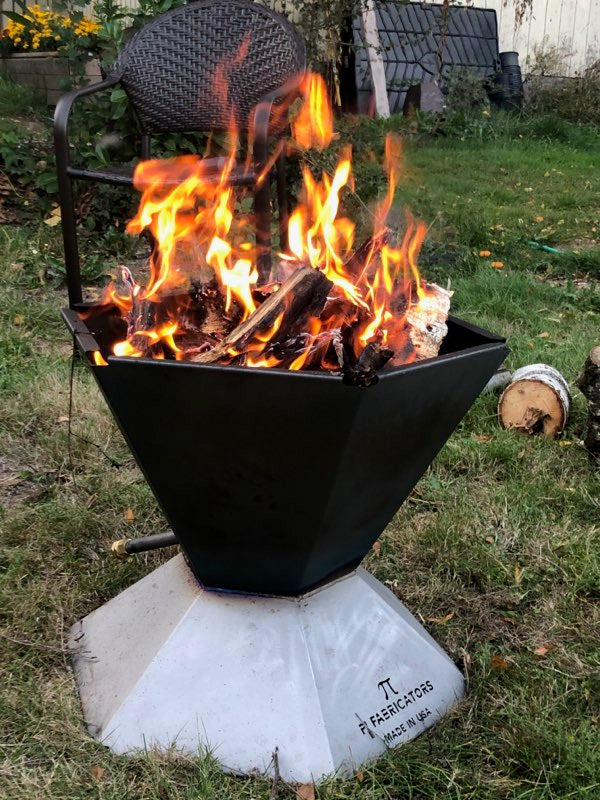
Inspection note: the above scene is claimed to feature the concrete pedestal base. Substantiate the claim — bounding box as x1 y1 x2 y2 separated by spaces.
70 555 464 783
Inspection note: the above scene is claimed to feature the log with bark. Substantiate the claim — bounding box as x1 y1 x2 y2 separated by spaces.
191 267 333 365
402 282 452 362
343 341 394 387
498 363 570 439
575 345 600 459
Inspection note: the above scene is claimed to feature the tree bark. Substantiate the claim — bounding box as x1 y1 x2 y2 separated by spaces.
576 345 600 458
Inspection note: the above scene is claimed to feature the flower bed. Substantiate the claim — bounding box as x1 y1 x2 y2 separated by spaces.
0 3 100 104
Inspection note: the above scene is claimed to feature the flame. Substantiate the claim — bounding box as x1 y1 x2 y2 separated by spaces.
292 73 334 150
92 351 108 366
99 64 443 373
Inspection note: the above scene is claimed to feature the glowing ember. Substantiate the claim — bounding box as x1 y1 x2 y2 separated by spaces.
91 66 451 377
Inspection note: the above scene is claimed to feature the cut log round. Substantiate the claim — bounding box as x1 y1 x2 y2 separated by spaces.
498 364 570 439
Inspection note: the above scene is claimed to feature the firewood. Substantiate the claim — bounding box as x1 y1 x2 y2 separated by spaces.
343 229 390 279
575 345 600 458
394 282 452 365
344 341 394 387
498 364 571 439
191 267 333 364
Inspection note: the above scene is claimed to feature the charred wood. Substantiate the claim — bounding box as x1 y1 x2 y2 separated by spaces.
191 267 333 365
343 341 393 387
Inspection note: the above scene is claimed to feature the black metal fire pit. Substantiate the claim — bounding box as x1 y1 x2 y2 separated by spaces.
64 304 507 595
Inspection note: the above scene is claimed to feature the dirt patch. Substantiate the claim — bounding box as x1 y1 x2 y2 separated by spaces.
537 274 600 290
0 456 39 508
6 115 48 137
559 239 600 252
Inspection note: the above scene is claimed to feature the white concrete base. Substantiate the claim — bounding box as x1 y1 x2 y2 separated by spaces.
69 555 464 783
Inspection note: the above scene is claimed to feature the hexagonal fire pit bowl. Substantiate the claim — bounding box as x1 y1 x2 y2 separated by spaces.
65 305 507 782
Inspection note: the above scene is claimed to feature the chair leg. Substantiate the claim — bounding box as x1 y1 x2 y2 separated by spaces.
57 171 82 307
276 150 288 253
255 178 272 285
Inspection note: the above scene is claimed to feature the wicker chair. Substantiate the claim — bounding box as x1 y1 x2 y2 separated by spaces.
54 0 306 306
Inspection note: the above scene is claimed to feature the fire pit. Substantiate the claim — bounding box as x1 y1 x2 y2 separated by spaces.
65 73 507 782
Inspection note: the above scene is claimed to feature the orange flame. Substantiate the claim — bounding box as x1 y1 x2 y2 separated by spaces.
92 351 108 366
292 73 334 150
100 67 442 373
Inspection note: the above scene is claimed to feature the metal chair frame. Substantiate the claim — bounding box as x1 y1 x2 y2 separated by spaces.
54 0 306 306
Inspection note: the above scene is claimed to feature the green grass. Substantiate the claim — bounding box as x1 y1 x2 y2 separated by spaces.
1 113 599 799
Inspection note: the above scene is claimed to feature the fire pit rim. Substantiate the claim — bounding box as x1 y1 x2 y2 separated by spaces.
63 306 507 382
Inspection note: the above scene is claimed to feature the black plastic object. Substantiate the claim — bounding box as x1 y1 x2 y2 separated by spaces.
64 306 507 596
353 2 500 114
490 50 524 110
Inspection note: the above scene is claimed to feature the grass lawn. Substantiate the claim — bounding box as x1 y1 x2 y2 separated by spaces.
1 110 599 799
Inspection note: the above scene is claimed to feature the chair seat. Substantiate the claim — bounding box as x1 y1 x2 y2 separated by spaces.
67 158 257 187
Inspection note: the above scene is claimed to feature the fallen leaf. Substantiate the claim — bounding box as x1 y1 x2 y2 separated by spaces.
297 783 315 800
485 535 495 543
355 770 365 783
44 215 61 228
124 508 135 523
559 440 573 447
473 434 493 443
491 261 504 268
372 541 381 557
86 493 97 509
501 616 518 626
491 654 509 670
427 611 454 625
479 250 491 257
57 415 69 423
535 215 544 222
534 645 550 656
514 566 523 586
517 449 527 459
13 314 25 326
538 331 550 338
90 765 105 781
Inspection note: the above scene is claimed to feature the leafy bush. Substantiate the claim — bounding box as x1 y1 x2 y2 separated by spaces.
526 62 600 125
1 2 99 54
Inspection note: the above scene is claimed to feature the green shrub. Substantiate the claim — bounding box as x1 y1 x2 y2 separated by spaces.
526 63 600 125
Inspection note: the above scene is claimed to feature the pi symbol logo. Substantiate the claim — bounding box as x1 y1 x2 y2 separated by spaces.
377 677 399 701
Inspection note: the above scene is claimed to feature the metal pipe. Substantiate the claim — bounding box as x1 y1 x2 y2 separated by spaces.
111 531 179 559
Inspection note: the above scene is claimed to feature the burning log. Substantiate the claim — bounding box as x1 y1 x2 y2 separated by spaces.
343 341 394 387
191 267 333 365
575 345 600 459
401 283 452 363
343 229 390 279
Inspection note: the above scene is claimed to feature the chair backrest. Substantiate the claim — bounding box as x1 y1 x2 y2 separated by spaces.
115 0 306 134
